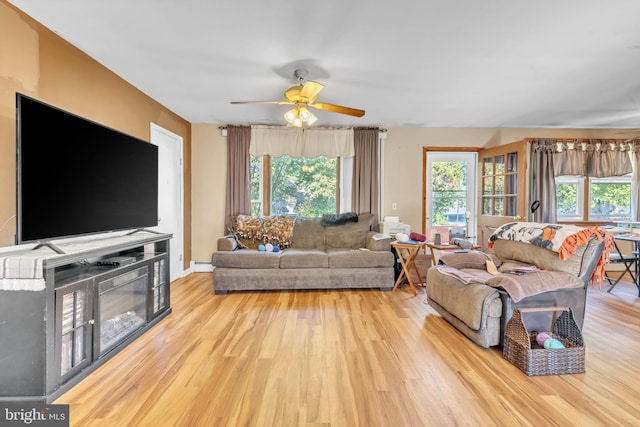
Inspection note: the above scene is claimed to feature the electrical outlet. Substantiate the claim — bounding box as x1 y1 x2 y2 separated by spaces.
392 202 397 210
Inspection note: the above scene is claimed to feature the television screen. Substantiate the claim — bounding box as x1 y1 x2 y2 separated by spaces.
16 93 158 244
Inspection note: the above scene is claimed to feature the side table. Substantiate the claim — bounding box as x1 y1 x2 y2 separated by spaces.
390 241 427 295
426 242 481 266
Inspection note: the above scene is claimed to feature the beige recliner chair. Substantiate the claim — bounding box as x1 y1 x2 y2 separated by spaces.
426 236 605 348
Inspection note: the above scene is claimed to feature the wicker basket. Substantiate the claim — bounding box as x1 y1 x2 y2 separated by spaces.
503 307 585 376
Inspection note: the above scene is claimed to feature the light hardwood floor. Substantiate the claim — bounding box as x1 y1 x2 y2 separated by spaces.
56 273 640 426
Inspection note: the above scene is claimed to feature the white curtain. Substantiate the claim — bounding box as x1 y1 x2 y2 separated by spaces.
250 125 354 158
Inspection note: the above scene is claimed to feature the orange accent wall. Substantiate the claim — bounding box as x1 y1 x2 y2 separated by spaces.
0 1 191 266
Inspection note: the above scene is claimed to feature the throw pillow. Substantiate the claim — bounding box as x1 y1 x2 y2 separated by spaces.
439 250 502 270
233 215 264 249
321 212 359 227
262 215 295 248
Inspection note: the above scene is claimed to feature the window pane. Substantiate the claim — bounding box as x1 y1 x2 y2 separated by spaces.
483 158 493 175
270 156 337 216
494 176 504 195
506 174 517 195
250 156 262 216
495 155 505 175
482 197 492 215
507 152 518 172
505 196 517 216
494 197 504 216
556 182 580 218
431 161 467 227
590 182 631 220
483 177 493 195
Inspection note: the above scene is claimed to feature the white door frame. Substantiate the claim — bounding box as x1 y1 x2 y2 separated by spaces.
150 123 184 282
425 151 478 242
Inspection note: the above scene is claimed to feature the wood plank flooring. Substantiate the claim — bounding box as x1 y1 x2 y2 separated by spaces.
56 274 640 426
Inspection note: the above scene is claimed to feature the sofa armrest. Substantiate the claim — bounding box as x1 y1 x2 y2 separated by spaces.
217 235 238 252
366 231 391 251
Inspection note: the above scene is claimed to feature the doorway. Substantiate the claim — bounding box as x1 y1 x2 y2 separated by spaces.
150 123 183 282
424 150 478 243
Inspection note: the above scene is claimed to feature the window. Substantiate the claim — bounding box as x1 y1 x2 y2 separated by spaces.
555 176 584 220
481 151 519 217
555 174 631 221
251 155 339 217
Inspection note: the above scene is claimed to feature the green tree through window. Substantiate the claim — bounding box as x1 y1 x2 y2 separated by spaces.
252 155 337 217
431 161 467 226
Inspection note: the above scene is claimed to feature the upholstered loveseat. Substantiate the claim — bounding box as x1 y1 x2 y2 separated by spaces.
426 223 608 348
211 213 395 294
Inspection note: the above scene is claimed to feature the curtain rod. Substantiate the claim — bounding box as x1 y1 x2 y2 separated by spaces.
219 125 388 132
525 137 633 143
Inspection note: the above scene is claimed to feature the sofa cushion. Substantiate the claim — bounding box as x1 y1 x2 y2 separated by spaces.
212 250 281 269
492 239 588 276
439 250 502 270
327 249 394 268
291 217 325 249
325 213 373 249
279 249 329 268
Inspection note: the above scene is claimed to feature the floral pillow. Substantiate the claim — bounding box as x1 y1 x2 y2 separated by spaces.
263 215 295 248
232 215 295 249
232 215 264 248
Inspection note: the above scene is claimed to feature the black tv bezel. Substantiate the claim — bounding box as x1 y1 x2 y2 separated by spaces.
15 93 159 245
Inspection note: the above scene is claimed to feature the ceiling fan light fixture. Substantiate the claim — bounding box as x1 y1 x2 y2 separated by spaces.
306 111 318 125
299 106 311 120
284 104 318 127
284 107 299 124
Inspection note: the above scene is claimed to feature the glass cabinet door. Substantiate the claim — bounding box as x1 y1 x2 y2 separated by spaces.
150 257 169 318
481 151 519 217
56 280 93 381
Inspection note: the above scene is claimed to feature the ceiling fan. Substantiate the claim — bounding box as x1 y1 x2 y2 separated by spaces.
230 69 365 127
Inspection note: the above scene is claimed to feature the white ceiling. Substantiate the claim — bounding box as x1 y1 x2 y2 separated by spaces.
8 0 640 129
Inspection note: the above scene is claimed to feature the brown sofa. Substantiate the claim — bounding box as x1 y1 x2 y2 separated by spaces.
211 213 395 294
426 236 605 348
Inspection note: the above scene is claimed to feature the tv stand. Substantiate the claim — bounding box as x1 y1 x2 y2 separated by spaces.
33 241 66 254
0 232 171 403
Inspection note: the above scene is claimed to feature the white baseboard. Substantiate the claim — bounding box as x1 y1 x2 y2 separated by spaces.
190 260 214 273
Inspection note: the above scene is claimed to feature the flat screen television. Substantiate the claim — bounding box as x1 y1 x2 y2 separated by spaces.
16 93 159 245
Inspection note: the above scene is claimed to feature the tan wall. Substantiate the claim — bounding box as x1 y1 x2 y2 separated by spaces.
191 124 227 261
0 1 192 266
189 126 627 261
383 127 626 234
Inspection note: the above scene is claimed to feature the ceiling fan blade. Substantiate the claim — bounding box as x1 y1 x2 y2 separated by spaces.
299 81 324 103
311 102 365 117
230 100 292 105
